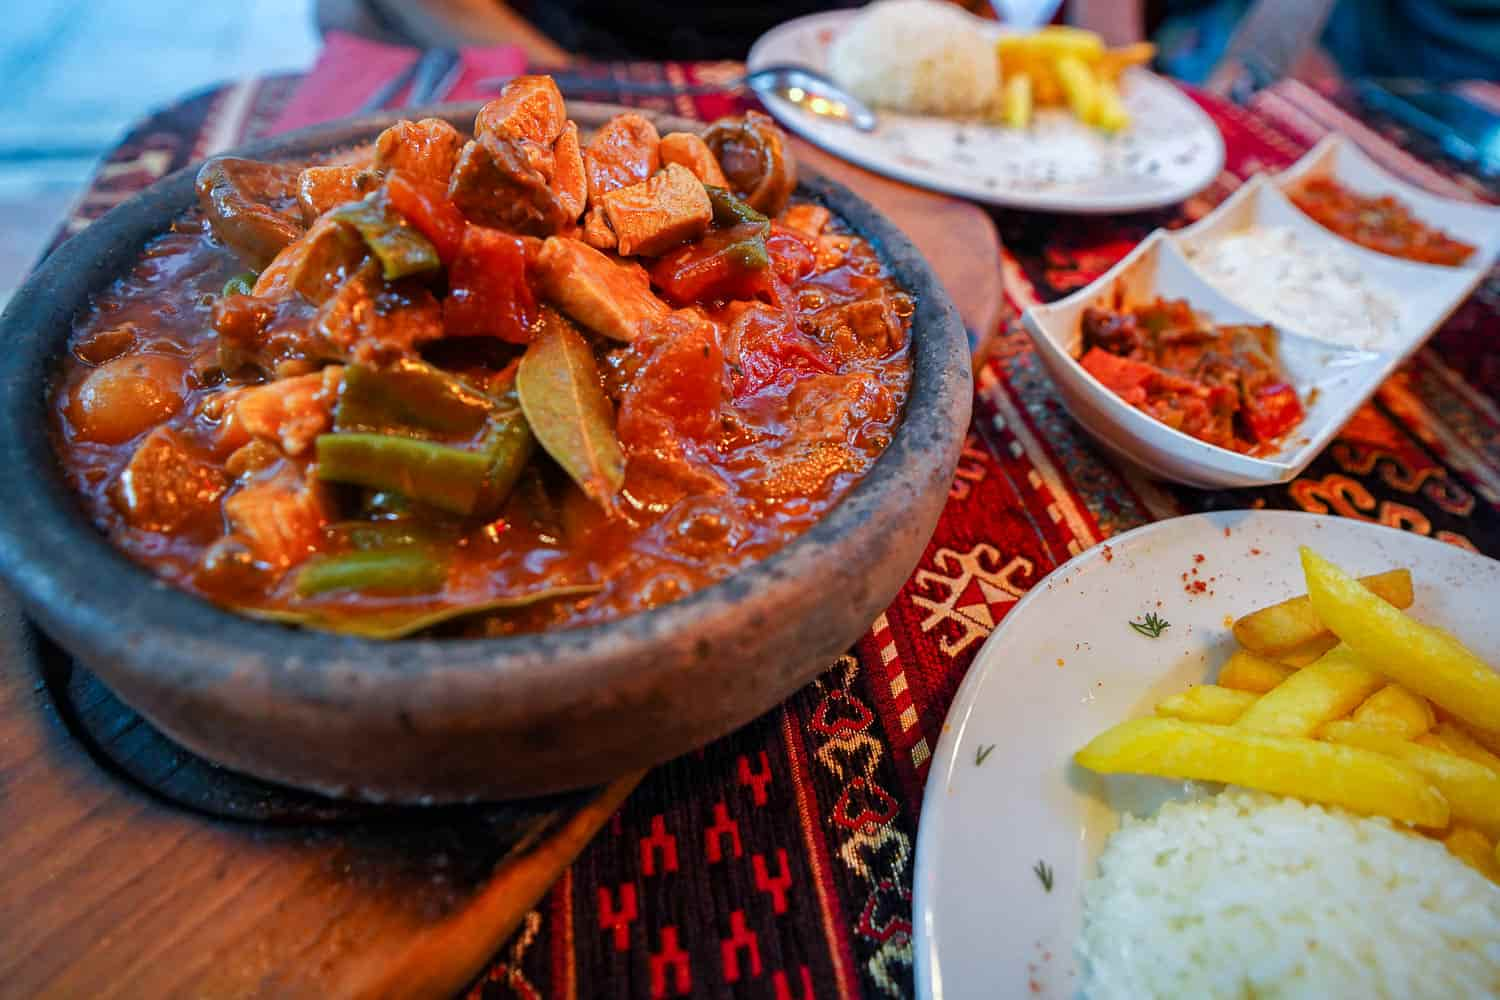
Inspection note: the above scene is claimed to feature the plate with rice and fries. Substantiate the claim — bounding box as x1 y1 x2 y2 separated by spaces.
913 510 1500 999
747 1 1224 213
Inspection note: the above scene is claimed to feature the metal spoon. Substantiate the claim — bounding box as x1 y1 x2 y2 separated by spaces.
482 65 879 132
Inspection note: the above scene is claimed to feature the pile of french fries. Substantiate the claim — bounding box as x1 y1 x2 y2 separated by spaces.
1077 547 1500 884
995 27 1154 132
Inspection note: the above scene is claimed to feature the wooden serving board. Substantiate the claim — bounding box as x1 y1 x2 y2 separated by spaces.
0 585 639 998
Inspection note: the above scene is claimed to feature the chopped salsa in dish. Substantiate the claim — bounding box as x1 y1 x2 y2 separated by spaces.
1289 176 1475 267
1079 297 1303 455
51 77 912 639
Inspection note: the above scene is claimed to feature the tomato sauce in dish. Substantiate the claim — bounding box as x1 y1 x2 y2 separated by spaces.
1079 297 1303 456
50 78 912 638
1289 176 1475 267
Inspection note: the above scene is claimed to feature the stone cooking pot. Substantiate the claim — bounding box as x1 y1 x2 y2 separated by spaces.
0 104 972 802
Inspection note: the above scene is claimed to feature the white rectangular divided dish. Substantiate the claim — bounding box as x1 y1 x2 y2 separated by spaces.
1276 133 1500 270
1171 175 1476 353
1022 132 1499 489
1022 234 1386 488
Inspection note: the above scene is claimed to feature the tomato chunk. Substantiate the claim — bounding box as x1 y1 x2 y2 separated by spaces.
732 304 834 398
765 226 815 285
651 224 777 306
1243 381 1303 443
443 226 538 343
384 171 466 265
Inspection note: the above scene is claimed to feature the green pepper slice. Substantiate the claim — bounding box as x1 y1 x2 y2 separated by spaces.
317 433 492 514
705 186 769 228
335 360 493 438
316 408 534 518
295 549 446 597
330 195 440 280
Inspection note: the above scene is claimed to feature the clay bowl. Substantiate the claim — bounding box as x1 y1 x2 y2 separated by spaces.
0 104 972 803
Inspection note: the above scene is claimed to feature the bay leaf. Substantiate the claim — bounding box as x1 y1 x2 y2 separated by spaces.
243 582 603 640
516 308 626 506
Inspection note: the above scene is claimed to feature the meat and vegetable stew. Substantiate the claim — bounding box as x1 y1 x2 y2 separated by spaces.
1080 296 1303 455
52 77 913 638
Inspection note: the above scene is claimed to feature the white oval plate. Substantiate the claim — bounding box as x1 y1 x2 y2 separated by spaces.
913 511 1500 1000
746 10 1225 214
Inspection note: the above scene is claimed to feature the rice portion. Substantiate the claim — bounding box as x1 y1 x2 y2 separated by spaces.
828 0 999 117
1079 791 1500 999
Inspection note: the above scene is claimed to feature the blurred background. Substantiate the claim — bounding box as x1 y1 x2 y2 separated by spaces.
0 0 318 308
3 0 1495 309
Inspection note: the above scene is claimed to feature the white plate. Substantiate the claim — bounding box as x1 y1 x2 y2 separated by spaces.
1021 233 1385 488
913 511 1500 1000
1276 133 1500 271
746 11 1225 214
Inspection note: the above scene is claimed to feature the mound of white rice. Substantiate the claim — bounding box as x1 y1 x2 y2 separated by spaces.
828 0 999 117
1079 791 1500 999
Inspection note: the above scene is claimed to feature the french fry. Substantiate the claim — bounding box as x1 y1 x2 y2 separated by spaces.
1351 684 1436 739
1031 69 1064 107
1318 721 1500 837
1218 650 1295 694
998 26 1105 64
1155 685 1258 725
1053 54 1098 124
1445 826 1500 885
1075 717 1448 828
1276 633 1339 667
1462 723 1500 757
1425 722 1500 774
1092 78 1130 132
1097 41 1156 80
1232 568 1412 655
1302 548 1500 732
1235 646 1382 736
1002 73 1033 129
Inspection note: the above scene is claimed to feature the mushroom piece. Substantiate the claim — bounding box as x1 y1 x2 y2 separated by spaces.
701 112 797 217
195 157 306 270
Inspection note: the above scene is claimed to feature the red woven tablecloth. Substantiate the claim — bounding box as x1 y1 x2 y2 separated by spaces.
58 56 1500 999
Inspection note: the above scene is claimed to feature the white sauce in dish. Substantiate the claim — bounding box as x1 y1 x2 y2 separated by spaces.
1186 226 1399 351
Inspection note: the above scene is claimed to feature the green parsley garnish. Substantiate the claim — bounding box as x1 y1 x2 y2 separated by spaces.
1129 612 1171 638
1033 860 1054 892
975 743 996 766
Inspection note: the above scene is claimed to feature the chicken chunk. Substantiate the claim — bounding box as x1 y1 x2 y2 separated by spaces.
476 76 568 147
224 366 343 457
600 164 712 257
584 113 661 203
551 121 587 222
296 164 380 223
813 293 906 358
373 118 465 189
535 237 670 342
447 136 570 236
114 427 227 534
580 205 617 250
781 203 831 241
196 157 306 270
659 132 728 187
223 462 331 570
252 215 366 305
